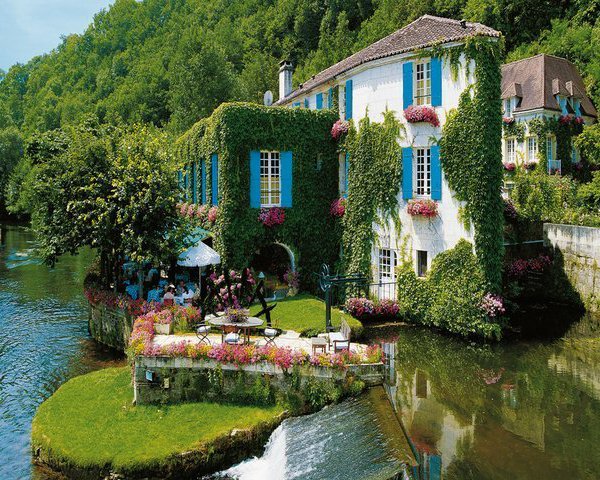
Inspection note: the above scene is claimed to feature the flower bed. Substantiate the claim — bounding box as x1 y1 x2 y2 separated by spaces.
128 310 382 370
404 105 439 127
506 254 552 279
258 207 285 227
331 119 349 140
345 297 400 321
407 199 438 218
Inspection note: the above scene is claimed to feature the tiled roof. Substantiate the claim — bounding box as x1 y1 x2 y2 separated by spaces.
274 15 501 105
501 54 597 117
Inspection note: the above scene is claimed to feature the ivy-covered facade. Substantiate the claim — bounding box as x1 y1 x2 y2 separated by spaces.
175 103 340 290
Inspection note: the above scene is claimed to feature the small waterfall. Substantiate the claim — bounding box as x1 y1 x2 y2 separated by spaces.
222 424 287 479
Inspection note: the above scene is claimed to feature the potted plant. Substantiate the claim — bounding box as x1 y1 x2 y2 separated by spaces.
225 306 250 323
404 105 440 127
153 310 173 335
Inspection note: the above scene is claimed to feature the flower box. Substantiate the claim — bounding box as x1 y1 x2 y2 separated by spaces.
258 207 285 227
407 199 438 218
404 105 439 127
154 323 172 335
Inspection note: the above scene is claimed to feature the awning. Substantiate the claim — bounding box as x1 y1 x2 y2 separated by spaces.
177 240 221 267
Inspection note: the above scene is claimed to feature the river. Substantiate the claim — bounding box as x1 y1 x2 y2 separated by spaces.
0 224 124 480
1 223 599 480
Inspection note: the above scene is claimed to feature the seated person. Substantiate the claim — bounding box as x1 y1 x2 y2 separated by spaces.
147 285 162 303
162 285 175 305
176 280 187 296
181 286 194 304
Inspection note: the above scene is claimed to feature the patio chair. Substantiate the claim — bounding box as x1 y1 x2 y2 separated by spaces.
222 325 244 345
195 322 211 345
262 320 281 346
329 318 351 353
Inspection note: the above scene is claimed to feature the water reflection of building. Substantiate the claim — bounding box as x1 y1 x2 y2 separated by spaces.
396 369 475 480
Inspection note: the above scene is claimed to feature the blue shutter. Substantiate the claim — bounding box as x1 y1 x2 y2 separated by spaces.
402 147 413 200
211 153 218 206
328 87 333 108
430 145 442 200
201 160 206 204
178 171 183 189
280 151 293 207
344 153 349 198
304 98 309 108
192 162 198 204
292 102 300 107
559 97 567 115
403 62 413 109
249 150 261 208
431 56 442 107
345 79 353 120
316 93 323 110
575 99 582 117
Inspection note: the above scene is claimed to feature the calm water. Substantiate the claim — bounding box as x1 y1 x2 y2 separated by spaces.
0 224 124 480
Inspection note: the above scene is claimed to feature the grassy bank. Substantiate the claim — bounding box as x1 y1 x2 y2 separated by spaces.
249 294 363 337
32 367 284 477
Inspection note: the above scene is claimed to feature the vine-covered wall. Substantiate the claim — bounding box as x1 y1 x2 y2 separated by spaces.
175 103 340 290
341 112 403 277
439 38 505 291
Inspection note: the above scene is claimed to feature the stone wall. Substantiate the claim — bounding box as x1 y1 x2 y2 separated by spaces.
134 356 384 406
88 303 132 351
544 223 600 313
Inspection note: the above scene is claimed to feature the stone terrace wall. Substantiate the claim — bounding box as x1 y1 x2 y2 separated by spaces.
88 303 132 351
544 224 600 313
134 356 384 405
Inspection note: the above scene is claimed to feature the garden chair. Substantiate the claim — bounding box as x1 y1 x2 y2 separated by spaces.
329 317 351 353
262 319 281 346
195 322 211 345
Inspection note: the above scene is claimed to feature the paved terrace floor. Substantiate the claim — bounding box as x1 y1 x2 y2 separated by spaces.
153 329 367 354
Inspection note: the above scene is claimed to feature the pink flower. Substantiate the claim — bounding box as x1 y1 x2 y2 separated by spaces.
479 293 505 318
502 117 515 125
407 199 438 218
404 105 440 127
503 162 516 171
330 198 346 217
331 120 349 140
258 207 285 227
208 206 218 223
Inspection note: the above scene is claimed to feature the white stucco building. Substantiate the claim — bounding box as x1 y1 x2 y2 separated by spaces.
275 15 501 297
501 54 597 177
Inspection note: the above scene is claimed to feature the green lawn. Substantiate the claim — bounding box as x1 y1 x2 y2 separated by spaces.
250 294 363 337
32 367 283 471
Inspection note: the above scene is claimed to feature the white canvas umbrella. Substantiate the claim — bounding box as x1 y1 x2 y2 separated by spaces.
177 241 221 267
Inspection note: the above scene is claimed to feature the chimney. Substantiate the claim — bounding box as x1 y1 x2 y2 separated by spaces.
279 60 293 100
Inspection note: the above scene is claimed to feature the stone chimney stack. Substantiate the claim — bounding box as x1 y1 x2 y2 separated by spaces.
279 60 293 100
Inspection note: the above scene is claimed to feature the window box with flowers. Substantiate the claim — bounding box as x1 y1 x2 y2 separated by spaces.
258 207 285 227
503 161 516 173
404 105 440 127
407 199 438 218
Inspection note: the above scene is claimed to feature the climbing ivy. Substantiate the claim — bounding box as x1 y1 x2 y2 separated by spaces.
341 112 403 277
503 120 526 143
439 37 504 292
175 103 340 290
528 117 556 173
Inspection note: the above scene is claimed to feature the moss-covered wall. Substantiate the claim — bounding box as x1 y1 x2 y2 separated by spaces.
88 303 131 351
175 103 340 290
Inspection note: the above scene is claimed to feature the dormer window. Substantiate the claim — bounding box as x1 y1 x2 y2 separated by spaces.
414 60 431 106
504 98 513 117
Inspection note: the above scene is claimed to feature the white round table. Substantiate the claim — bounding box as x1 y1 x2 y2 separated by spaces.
207 316 264 344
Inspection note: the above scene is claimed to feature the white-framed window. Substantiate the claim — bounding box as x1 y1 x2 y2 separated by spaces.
378 248 396 282
260 151 281 207
414 147 431 197
414 60 432 106
546 136 554 162
504 98 513 117
506 138 516 164
417 250 428 277
526 136 538 162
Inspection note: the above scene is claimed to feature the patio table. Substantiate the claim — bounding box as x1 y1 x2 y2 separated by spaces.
207 316 264 344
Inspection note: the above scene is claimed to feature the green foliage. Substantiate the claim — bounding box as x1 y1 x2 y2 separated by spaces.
0 126 23 209
576 171 600 213
20 120 191 286
440 38 504 291
397 239 503 339
303 377 342 410
31 367 283 471
176 103 340 290
503 120 525 142
576 123 600 166
342 112 403 277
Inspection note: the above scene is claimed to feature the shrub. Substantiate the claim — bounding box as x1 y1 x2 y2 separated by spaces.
397 240 503 340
